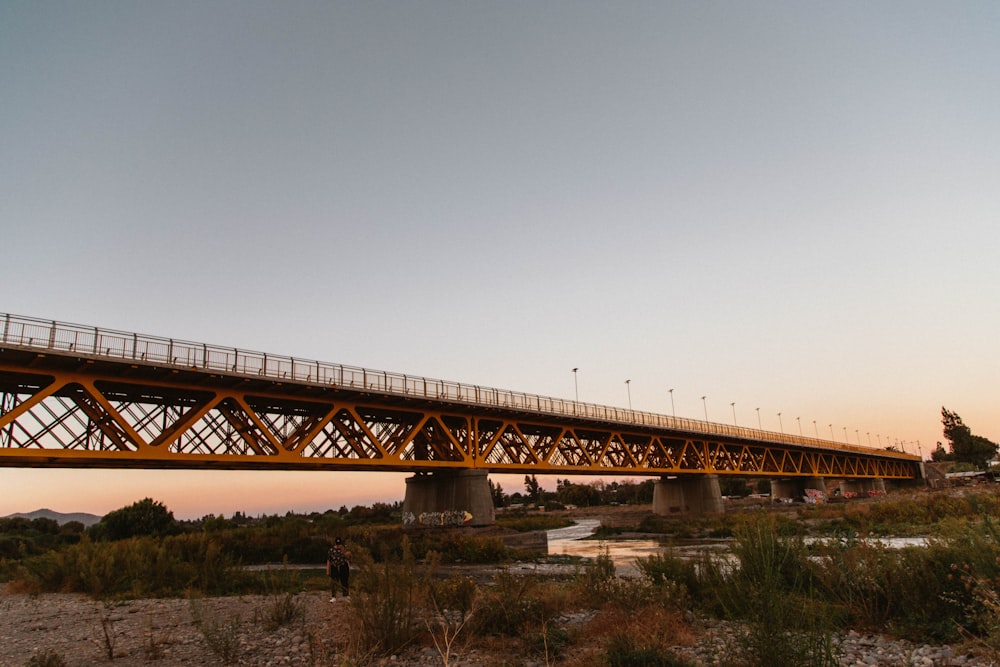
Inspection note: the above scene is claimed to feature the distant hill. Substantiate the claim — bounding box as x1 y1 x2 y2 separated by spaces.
3 508 103 527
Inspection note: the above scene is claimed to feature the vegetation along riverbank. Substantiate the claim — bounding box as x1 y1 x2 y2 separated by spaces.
5 477 1000 666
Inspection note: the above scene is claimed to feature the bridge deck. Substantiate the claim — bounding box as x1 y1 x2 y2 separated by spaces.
0 313 922 479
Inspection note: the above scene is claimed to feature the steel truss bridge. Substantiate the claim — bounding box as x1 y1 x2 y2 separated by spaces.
0 314 921 481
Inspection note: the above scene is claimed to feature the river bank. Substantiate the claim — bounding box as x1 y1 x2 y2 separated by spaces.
1 584 992 667
6 489 1000 666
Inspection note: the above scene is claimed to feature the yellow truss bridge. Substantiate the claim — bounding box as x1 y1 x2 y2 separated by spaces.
0 314 922 482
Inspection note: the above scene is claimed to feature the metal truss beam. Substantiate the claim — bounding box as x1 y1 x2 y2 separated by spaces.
0 360 922 480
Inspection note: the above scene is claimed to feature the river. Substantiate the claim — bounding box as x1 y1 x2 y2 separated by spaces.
545 519 928 576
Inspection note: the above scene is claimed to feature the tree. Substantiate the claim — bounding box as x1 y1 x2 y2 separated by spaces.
523 475 541 504
93 498 178 541
931 442 953 462
941 407 998 469
555 479 601 507
488 479 506 507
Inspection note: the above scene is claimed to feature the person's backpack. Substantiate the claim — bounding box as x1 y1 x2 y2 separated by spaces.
328 546 347 569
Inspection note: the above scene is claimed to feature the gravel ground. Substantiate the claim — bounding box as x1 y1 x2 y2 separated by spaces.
4 585 1000 667
1 587 347 667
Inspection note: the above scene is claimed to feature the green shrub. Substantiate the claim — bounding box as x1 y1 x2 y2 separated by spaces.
190 599 242 665
636 550 698 594
260 591 305 631
808 519 1000 642
473 568 544 636
603 631 694 666
697 513 842 666
10 533 250 598
496 514 571 532
24 649 67 667
427 574 478 620
575 547 618 606
349 539 423 656
524 624 572 660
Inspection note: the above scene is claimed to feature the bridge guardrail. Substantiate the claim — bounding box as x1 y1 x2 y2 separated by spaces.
0 313 917 461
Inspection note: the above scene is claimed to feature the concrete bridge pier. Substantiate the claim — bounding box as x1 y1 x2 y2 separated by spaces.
652 475 725 515
770 477 828 501
840 478 887 497
402 469 496 527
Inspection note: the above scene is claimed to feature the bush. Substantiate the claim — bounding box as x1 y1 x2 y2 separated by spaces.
636 550 699 595
90 498 178 541
190 599 242 665
602 628 695 666
808 519 1000 642
348 539 423 656
473 568 545 637
9 533 250 598
575 547 618 606
24 649 67 667
699 513 841 667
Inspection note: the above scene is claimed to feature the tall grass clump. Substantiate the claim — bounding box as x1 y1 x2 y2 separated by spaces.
424 574 480 667
602 630 696 667
473 567 545 637
809 518 1000 642
348 538 423 657
256 564 306 631
574 546 618 606
702 512 840 667
636 549 699 598
190 599 242 665
24 649 68 667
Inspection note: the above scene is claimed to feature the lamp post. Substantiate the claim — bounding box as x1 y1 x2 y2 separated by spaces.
572 368 579 403
813 420 818 438
856 429 861 446
777 412 784 434
625 379 632 410
756 407 761 429
797 417 802 436
829 424 835 440
731 402 737 426
701 396 708 421
668 388 675 417
843 427 848 443
867 432 872 446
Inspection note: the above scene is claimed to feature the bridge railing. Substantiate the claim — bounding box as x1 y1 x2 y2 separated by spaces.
0 313 916 460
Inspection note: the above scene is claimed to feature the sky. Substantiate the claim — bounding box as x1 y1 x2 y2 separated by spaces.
1 1 998 520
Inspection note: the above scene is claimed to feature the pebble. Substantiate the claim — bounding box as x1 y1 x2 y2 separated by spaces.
2 586 999 666
669 620 998 667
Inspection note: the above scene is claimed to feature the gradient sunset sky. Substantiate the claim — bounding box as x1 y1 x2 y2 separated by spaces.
2 2 997 520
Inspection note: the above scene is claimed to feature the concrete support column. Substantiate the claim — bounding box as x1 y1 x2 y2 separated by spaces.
839 479 862 496
653 475 724 516
804 477 827 493
770 479 801 500
402 470 495 527
771 477 829 502
839 478 886 497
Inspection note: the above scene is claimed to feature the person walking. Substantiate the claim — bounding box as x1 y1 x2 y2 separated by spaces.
327 537 351 602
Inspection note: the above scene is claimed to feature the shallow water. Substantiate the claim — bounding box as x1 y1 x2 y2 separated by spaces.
546 519 681 576
545 519 929 576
